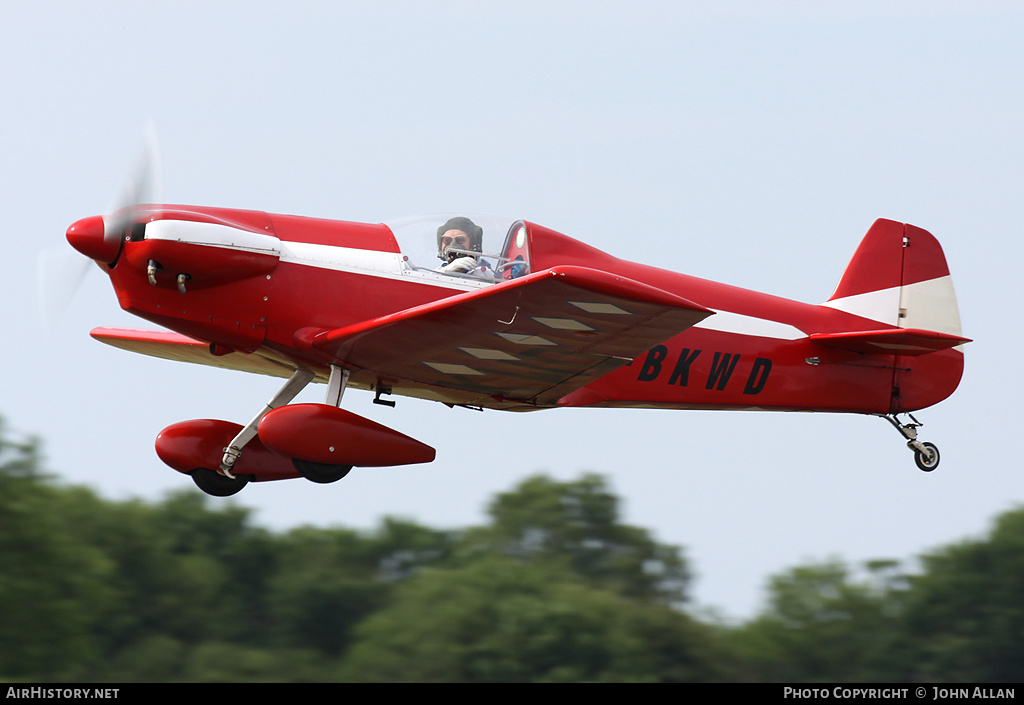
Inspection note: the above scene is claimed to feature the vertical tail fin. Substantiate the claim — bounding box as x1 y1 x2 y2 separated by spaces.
823 219 964 339
821 219 967 412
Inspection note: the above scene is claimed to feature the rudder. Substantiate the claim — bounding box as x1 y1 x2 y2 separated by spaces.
824 218 964 339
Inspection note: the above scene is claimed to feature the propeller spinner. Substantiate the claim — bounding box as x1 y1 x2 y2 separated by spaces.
66 214 121 264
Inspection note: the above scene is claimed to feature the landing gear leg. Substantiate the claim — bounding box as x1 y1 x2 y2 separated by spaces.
290 364 354 484
324 364 349 408
219 368 315 477
880 413 940 472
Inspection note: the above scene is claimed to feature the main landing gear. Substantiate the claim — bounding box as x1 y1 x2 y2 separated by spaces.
159 362 435 497
219 367 317 479
191 466 253 497
159 364 433 497
292 459 352 484
205 365 355 492
880 413 940 472
288 364 353 484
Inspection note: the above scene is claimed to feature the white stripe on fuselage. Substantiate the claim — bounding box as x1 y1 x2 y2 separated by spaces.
692 310 805 341
149 222 813 340
821 286 901 327
145 219 280 255
279 241 488 292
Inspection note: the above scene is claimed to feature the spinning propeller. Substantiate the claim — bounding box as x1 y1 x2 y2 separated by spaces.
38 124 162 331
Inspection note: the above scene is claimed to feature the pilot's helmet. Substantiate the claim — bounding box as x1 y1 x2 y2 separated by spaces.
436 216 483 258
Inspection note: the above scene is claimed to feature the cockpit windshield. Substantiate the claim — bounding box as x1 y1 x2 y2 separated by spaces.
386 213 531 285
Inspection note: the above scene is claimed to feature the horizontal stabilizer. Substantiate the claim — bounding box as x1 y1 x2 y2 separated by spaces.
810 328 971 356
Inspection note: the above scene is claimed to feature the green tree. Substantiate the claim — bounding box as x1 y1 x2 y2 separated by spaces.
267 517 452 656
900 508 1024 682
339 556 719 682
458 474 691 606
337 475 720 682
0 421 114 679
725 559 908 681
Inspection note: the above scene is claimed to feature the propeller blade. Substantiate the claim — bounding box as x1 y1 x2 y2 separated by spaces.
37 246 92 334
105 121 162 237
39 123 163 332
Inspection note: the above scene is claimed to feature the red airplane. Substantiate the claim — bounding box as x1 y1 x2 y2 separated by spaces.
62 200 969 497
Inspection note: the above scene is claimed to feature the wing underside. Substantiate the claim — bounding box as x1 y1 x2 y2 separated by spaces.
91 328 301 379
312 266 713 409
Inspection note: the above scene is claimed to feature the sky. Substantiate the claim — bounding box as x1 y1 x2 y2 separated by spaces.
4 1 1023 622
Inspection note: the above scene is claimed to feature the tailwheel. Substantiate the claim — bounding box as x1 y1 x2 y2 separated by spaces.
191 467 252 496
912 441 940 472
880 413 941 472
292 459 353 484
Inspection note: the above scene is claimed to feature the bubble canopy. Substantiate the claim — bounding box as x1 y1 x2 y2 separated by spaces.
385 213 531 284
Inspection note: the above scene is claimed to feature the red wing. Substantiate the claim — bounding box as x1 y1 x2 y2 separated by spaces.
90 327 299 379
313 266 713 409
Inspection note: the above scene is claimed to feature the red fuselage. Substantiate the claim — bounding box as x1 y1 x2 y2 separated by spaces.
83 206 963 417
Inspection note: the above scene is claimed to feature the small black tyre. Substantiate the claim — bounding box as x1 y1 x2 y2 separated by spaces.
292 459 353 484
914 442 940 472
191 467 252 496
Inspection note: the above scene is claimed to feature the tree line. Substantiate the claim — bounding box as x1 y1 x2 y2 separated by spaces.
1 417 1020 682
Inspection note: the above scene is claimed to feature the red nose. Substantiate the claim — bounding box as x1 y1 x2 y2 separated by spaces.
66 215 121 263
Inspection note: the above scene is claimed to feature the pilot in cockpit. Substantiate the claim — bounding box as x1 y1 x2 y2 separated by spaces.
436 216 492 277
